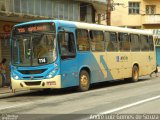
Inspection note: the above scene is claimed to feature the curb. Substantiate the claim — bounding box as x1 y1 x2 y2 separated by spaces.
0 89 34 99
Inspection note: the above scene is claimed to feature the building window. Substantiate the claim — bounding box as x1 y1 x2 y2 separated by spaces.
80 3 93 22
146 5 156 15
129 2 140 14
155 39 160 46
14 0 21 13
8 0 79 21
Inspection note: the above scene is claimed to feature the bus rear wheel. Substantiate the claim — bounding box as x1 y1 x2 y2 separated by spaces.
78 70 90 92
131 65 139 82
125 65 139 82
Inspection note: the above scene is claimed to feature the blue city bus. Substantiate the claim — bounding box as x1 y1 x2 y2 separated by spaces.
10 20 156 91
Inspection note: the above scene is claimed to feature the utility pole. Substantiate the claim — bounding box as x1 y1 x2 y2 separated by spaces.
106 0 111 26
106 0 124 25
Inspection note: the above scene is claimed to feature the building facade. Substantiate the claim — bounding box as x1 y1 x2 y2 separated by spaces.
0 0 107 82
102 0 160 29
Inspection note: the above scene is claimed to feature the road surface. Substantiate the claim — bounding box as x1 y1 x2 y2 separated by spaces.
0 75 160 120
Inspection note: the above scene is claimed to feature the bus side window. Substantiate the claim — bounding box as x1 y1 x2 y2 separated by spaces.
118 33 130 51
140 35 150 51
130 34 140 51
90 30 105 51
76 29 90 51
58 32 76 60
105 31 118 52
148 36 154 51
89 31 95 51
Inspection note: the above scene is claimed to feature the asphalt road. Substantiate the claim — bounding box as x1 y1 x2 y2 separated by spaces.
0 74 160 120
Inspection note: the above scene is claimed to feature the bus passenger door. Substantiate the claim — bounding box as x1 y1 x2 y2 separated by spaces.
58 31 78 88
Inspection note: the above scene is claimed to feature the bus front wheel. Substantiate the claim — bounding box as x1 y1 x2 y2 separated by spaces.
78 70 90 92
131 65 139 82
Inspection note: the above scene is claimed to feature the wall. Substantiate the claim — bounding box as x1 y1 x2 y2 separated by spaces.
111 0 142 27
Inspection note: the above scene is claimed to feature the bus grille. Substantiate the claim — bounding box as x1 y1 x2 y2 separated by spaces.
18 69 46 75
23 76 43 79
24 81 41 86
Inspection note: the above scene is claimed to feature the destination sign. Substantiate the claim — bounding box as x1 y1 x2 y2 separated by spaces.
13 22 55 34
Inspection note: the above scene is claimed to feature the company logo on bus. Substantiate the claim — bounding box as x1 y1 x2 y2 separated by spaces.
116 56 128 62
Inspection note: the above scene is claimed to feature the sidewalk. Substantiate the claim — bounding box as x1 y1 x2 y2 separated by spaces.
0 87 32 99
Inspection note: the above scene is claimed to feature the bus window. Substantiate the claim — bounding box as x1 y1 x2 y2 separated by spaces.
118 33 130 51
105 31 118 52
90 30 105 51
76 29 90 51
58 32 76 60
148 36 154 51
34 35 54 58
130 34 140 51
140 35 150 51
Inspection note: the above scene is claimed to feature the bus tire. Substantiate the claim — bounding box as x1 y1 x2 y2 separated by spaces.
78 70 90 92
131 65 139 82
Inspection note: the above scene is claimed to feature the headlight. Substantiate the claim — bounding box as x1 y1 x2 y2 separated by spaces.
46 68 58 78
12 72 19 80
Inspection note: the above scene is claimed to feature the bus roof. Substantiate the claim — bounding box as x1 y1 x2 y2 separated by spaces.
14 20 152 35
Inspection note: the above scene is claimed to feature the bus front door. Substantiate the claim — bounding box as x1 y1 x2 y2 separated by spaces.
58 31 78 88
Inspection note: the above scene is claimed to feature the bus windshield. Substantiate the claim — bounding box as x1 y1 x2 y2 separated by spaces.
11 22 56 66
11 33 56 66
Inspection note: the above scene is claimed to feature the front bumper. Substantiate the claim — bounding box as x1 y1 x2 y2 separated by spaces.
11 75 61 90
